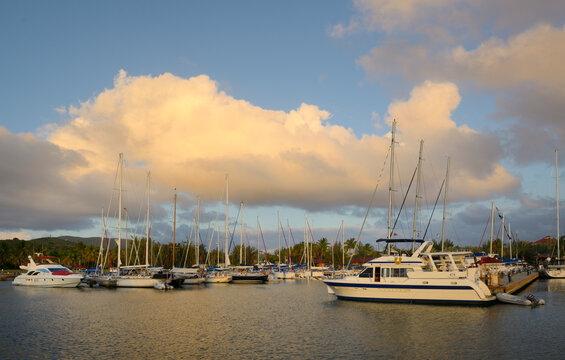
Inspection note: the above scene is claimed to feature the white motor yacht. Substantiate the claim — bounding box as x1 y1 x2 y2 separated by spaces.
324 240 496 305
13 255 84 288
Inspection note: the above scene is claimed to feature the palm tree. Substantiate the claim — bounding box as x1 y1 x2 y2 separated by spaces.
345 238 357 254
317 238 329 262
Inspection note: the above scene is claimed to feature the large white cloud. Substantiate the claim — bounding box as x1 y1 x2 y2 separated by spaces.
1 72 518 234
338 0 565 166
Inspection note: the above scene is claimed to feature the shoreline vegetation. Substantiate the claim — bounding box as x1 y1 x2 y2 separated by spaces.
1 235 562 272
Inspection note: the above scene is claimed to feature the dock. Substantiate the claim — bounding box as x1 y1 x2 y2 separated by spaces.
488 271 539 294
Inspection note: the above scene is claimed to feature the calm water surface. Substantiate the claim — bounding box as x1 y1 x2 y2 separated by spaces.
1 278 565 359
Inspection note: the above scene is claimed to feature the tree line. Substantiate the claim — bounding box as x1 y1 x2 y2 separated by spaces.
1 235 561 270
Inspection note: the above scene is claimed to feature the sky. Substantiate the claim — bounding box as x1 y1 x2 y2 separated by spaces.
1 0 565 253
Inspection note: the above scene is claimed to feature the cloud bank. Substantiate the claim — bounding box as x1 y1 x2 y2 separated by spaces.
1 71 517 234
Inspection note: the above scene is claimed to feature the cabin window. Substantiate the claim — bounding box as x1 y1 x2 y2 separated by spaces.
48 268 69 273
391 268 407 277
359 267 373 278
37 269 49 273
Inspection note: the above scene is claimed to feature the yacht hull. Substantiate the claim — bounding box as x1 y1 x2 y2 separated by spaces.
13 274 83 288
542 266 565 279
324 280 496 305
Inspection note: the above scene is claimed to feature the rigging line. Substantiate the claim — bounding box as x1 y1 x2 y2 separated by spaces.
344 142 391 268
287 220 300 264
345 183 379 267
390 166 417 238
422 178 444 240
346 183 380 267
257 219 270 264
332 222 343 267
227 204 241 252
477 214 491 250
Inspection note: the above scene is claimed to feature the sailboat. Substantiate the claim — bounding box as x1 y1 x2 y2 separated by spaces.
94 155 163 288
543 150 565 278
205 175 233 283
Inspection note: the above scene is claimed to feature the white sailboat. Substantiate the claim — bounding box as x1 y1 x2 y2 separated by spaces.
94 155 162 288
543 149 565 278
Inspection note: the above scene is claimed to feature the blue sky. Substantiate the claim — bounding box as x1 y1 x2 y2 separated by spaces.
1 1 565 254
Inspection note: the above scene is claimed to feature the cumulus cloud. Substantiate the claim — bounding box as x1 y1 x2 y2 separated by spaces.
383 81 519 202
2 72 517 235
354 14 565 164
0 127 103 231
333 0 565 40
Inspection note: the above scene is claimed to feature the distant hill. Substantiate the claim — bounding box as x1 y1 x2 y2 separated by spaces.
0 236 102 250
57 236 101 247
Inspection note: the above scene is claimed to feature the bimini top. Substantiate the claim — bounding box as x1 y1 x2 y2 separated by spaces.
376 238 425 244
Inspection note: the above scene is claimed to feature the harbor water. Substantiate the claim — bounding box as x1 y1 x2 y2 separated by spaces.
1 278 565 359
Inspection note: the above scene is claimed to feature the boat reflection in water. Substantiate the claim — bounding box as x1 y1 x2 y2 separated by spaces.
324 239 496 305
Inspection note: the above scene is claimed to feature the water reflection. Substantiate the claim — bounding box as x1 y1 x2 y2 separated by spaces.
1 279 565 359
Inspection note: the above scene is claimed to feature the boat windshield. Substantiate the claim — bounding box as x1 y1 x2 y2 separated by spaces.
358 267 373 278
48 267 70 273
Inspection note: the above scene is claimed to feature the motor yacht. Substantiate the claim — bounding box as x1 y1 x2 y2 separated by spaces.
13 255 84 288
323 240 496 305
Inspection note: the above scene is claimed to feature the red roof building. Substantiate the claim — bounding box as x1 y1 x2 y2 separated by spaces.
532 236 557 245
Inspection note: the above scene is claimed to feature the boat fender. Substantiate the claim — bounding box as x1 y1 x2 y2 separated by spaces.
394 257 402 265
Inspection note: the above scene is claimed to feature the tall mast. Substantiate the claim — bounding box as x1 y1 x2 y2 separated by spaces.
145 171 150 267
412 139 424 251
240 201 244 265
441 156 450 251
388 120 396 242
305 215 309 271
196 197 200 267
257 216 260 264
508 222 512 259
490 202 494 255
225 174 230 266
172 191 177 268
277 211 281 268
117 153 123 272
501 212 504 259
342 220 345 270
124 208 129 266
556 149 560 263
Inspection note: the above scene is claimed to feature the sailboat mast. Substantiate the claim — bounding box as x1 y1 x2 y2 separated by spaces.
342 220 345 270
240 201 244 265
196 197 200 267
257 216 260 264
388 120 396 242
277 211 281 268
387 120 396 255
490 202 494 255
441 157 450 251
509 222 512 259
173 192 177 268
556 149 560 263
145 171 150 267
501 212 504 259
225 174 230 266
117 153 123 272
412 139 424 251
